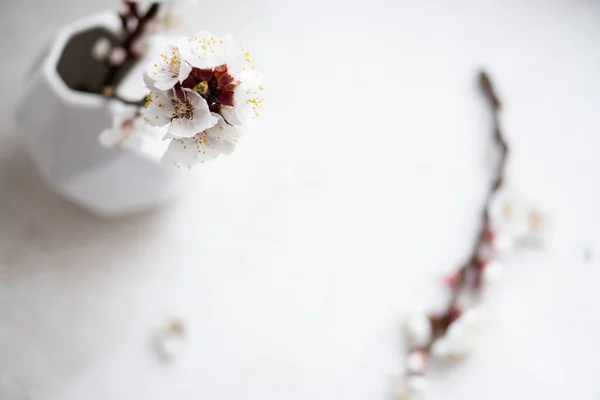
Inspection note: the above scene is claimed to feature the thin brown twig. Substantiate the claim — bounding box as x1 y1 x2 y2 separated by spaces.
411 70 509 360
101 2 161 94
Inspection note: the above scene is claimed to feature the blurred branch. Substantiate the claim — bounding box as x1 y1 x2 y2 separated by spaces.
405 70 509 375
100 1 162 95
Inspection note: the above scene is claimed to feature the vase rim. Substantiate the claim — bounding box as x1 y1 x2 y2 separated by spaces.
43 10 122 109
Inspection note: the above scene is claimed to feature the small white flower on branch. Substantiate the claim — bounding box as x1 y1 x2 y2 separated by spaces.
144 87 218 137
490 231 515 254
489 190 549 248
91 37 112 62
108 46 128 66
482 259 504 286
162 114 242 168
146 45 191 90
99 102 167 161
406 350 429 375
404 314 432 348
394 375 428 400
431 308 482 361
178 31 232 69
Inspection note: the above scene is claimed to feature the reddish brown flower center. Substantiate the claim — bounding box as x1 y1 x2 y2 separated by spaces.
179 64 239 112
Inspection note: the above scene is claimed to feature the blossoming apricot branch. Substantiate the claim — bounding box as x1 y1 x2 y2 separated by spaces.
98 1 162 96
396 71 547 399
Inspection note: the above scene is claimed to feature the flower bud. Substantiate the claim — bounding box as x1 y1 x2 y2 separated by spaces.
91 37 111 62
109 46 127 66
406 350 428 374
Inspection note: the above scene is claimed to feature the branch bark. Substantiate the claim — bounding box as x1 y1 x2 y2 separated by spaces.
414 70 510 355
100 2 161 94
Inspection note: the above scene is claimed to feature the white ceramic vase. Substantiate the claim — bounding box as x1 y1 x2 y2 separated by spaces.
15 11 180 217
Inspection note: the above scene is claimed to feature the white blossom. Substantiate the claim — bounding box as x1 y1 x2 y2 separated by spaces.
144 88 218 138
220 47 264 126
156 1 206 36
482 259 504 285
489 190 549 248
490 232 515 254
178 31 264 125
108 46 128 66
178 31 232 69
162 114 241 168
99 102 167 162
146 45 192 91
406 350 428 375
404 314 432 348
91 37 111 62
219 72 263 126
394 376 428 400
431 309 482 360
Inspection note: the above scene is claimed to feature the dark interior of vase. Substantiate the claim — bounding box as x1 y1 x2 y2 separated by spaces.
56 27 132 94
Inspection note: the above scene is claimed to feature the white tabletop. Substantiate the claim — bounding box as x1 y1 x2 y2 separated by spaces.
1 0 599 399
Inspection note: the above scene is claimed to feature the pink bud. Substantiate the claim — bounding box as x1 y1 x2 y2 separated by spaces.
108 47 127 66
484 228 495 244
91 38 111 62
131 39 148 59
406 350 428 374
444 272 460 288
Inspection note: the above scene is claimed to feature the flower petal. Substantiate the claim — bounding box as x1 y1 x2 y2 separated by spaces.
154 77 178 91
178 60 193 84
220 105 241 126
206 113 241 155
167 117 197 138
146 45 189 91
143 72 156 90
144 90 172 127
161 113 240 168
162 137 200 168
162 132 220 168
219 90 235 107
190 92 219 131
178 31 231 69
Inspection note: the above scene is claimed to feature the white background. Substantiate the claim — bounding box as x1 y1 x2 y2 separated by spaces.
1 0 600 399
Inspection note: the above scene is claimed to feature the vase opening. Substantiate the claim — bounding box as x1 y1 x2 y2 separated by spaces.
56 27 134 95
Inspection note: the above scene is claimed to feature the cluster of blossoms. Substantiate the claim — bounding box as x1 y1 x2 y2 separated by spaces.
100 29 264 169
143 31 263 168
